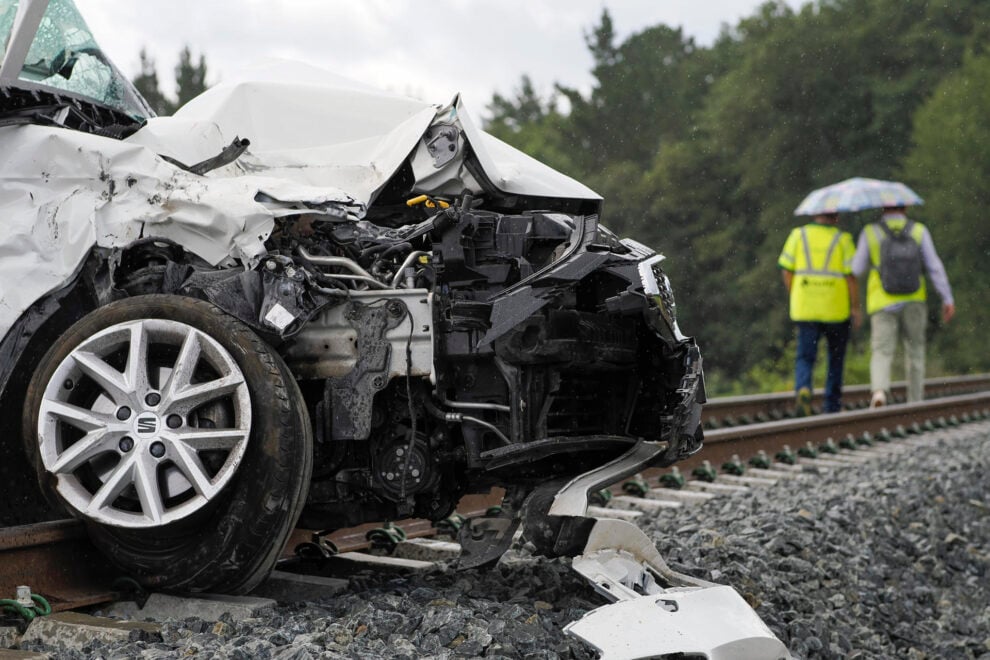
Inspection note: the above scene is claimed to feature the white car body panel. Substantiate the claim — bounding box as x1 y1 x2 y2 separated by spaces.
1 56 598 338
0 122 360 337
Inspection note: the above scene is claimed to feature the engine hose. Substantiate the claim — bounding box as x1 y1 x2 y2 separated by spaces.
422 395 451 421
423 397 511 446
390 251 431 288
380 242 413 260
460 415 511 446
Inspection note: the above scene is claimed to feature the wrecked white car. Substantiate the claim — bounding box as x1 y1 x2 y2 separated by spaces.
1 1 790 657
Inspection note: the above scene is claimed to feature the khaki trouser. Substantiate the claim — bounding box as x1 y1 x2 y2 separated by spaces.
870 302 928 402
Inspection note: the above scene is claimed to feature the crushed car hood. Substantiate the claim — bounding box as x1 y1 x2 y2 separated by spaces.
0 60 599 339
131 60 601 207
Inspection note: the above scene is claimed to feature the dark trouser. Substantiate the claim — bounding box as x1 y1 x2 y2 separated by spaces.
795 320 851 413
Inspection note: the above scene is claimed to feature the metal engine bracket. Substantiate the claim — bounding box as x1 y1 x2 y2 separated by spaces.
456 486 526 570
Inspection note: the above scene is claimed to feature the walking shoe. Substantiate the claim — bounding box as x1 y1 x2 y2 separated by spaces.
795 387 813 417
870 390 886 408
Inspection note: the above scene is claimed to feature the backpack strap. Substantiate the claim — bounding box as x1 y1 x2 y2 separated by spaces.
869 223 885 269
879 218 915 239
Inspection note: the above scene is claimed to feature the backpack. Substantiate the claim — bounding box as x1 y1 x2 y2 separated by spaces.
877 220 923 294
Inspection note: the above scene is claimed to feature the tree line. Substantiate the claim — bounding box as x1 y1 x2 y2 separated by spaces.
132 46 208 116
484 0 990 393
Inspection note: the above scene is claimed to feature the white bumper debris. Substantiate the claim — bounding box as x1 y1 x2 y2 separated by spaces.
542 443 791 659
565 584 790 660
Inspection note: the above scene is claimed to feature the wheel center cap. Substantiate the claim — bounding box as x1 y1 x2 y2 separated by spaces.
133 412 162 436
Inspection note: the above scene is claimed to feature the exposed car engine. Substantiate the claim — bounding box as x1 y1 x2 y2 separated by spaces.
238 196 706 539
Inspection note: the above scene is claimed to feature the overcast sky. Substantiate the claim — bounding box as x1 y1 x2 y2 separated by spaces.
77 0 798 116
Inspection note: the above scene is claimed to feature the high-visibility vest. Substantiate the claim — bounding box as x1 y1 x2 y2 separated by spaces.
778 224 854 322
863 216 927 314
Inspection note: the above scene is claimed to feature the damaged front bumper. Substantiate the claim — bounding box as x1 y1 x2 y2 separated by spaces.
566 581 789 660
658 339 705 466
533 442 791 660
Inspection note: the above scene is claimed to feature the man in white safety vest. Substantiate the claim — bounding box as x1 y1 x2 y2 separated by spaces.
852 205 955 406
779 212 861 416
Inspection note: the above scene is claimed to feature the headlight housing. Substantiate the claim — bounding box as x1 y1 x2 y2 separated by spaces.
638 254 685 341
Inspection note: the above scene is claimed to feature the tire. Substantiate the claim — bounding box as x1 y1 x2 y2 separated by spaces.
22 295 312 593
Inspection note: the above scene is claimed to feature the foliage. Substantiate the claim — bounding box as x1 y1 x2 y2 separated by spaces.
132 48 171 116
483 0 990 390
716 338 871 397
486 76 578 176
130 45 209 116
903 50 990 375
174 46 208 110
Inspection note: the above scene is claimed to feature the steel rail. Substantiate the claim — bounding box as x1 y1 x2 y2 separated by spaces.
0 519 120 612
702 373 990 426
685 390 990 473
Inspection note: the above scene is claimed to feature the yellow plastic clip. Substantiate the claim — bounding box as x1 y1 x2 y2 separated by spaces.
406 195 450 209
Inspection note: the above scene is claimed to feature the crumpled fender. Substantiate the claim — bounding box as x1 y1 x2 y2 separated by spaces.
0 124 357 340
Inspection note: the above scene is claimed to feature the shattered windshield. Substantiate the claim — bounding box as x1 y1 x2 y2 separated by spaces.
14 0 149 118
0 1 19 63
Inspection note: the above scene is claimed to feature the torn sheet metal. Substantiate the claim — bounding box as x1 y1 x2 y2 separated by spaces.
127 63 444 207
564 519 790 659
408 96 601 203
452 95 601 201
565 584 791 660
131 60 601 209
538 443 790 659
0 123 357 338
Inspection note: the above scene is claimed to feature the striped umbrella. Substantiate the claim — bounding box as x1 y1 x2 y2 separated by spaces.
794 177 923 216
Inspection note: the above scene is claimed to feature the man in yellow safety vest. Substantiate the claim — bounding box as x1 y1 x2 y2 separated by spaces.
778 213 861 415
852 206 955 406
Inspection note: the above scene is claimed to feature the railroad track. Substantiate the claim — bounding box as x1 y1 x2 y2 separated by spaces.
3 375 988 621
701 373 990 428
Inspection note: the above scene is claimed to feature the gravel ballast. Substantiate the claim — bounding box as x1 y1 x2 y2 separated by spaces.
15 422 990 659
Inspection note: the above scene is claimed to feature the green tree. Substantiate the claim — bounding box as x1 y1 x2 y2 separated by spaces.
132 48 172 115
556 10 721 171
131 45 211 115
485 76 579 176
174 45 208 109
903 51 990 374
488 75 553 132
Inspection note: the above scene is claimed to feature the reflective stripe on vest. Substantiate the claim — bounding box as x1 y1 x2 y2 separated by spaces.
789 225 851 322
864 218 927 314
796 227 845 278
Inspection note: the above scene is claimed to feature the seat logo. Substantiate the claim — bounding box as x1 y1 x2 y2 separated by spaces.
136 416 158 434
